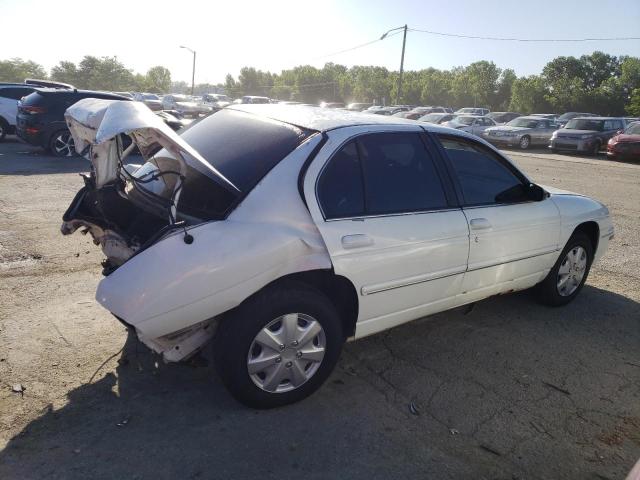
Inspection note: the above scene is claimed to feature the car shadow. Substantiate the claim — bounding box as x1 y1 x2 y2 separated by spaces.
1 285 639 479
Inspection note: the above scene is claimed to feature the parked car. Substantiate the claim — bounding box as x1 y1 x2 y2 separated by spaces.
530 113 559 121
0 83 36 141
418 113 457 124
133 92 163 111
202 93 231 109
556 112 598 127
61 101 613 408
241 96 271 104
162 94 211 117
411 106 448 116
16 88 130 156
550 117 627 155
114 91 134 99
606 121 640 161
346 103 372 111
442 115 497 135
371 106 409 116
454 107 490 116
392 111 422 120
482 116 559 150
486 112 522 125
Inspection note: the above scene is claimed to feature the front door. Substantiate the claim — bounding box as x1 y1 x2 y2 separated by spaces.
303 126 470 338
434 134 561 301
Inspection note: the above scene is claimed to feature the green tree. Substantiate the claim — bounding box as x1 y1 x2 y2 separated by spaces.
0 58 47 82
626 87 640 116
509 75 551 114
145 66 171 93
51 61 78 85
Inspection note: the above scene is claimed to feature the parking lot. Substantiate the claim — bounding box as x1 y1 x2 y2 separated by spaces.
0 138 638 479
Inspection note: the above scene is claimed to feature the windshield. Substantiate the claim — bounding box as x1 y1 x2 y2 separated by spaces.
625 123 640 135
143 94 159 100
454 116 476 125
564 119 603 131
558 112 581 121
506 118 539 128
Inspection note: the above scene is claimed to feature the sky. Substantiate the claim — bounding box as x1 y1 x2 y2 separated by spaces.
1 0 639 84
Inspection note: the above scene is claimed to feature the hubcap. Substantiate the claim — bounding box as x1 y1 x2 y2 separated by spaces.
557 246 588 297
247 313 326 393
520 136 529 148
54 133 75 157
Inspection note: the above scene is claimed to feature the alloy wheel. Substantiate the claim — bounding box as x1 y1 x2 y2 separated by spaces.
557 246 588 296
519 136 530 149
53 132 75 157
247 313 326 393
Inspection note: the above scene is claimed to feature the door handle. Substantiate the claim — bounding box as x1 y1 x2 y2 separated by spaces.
469 218 492 230
341 234 374 249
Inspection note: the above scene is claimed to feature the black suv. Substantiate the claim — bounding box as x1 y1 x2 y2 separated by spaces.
17 89 129 156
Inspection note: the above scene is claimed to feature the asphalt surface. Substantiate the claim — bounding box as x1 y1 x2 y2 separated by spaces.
0 138 638 480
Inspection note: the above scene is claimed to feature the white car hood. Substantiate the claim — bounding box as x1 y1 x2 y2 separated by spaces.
64 98 235 191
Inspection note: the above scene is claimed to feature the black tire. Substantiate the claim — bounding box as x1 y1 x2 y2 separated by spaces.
214 281 344 408
535 232 594 306
591 140 601 157
0 117 8 142
49 129 76 157
519 135 531 150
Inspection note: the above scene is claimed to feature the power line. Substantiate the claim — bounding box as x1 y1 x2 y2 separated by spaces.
408 27 640 42
314 30 403 59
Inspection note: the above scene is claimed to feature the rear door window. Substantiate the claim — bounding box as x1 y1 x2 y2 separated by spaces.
317 141 365 219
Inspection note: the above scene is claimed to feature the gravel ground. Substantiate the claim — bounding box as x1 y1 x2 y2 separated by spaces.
0 138 638 480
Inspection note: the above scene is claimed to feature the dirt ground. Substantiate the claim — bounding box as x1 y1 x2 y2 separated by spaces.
0 138 639 480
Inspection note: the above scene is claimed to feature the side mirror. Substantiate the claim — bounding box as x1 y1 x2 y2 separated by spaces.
527 183 546 202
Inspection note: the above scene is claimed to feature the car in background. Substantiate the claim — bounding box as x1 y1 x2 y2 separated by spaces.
550 117 627 155
241 96 271 104
442 115 496 136
530 113 559 122
607 121 640 161
487 112 522 125
556 112 598 127
16 88 130 156
162 94 211 117
134 92 163 111
392 111 422 120
346 102 372 111
0 83 37 141
455 107 490 116
319 102 345 109
411 106 448 116
114 91 134 99
482 116 559 150
202 93 231 109
371 106 410 116
418 113 457 124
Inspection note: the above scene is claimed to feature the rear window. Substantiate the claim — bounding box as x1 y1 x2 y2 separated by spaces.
177 108 312 192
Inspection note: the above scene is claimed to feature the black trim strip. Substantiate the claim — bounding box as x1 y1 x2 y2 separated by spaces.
298 132 328 208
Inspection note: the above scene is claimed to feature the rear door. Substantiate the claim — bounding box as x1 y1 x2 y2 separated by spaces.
433 133 561 301
303 125 470 338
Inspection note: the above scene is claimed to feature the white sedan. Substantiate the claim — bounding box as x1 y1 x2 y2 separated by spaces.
62 100 613 408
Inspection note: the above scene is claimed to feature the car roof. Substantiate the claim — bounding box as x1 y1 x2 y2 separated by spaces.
227 104 430 132
570 116 624 121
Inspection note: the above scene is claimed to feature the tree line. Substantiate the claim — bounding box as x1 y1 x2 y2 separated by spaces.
1 52 639 115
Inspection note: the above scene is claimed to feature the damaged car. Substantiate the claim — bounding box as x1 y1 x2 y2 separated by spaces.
62 100 613 408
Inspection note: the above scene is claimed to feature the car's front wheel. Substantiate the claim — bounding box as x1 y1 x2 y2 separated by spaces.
536 232 593 306
214 282 344 408
519 135 531 150
49 130 76 157
0 117 8 142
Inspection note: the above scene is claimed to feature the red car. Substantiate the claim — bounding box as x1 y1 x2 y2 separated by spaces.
607 121 640 160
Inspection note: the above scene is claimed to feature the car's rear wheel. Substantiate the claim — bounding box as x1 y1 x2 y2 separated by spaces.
214 282 344 408
0 117 8 142
519 135 531 150
536 232 593 306
49 130 76 157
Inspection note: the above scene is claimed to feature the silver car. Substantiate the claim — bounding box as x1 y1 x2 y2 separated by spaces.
482 116 559 150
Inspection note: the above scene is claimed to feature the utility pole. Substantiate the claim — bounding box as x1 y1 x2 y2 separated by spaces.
396 25 407 105
180 45 196 95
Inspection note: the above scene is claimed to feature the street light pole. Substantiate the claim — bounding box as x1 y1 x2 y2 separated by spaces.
180 45 196 95
396 25 407 105
379 25 408 105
